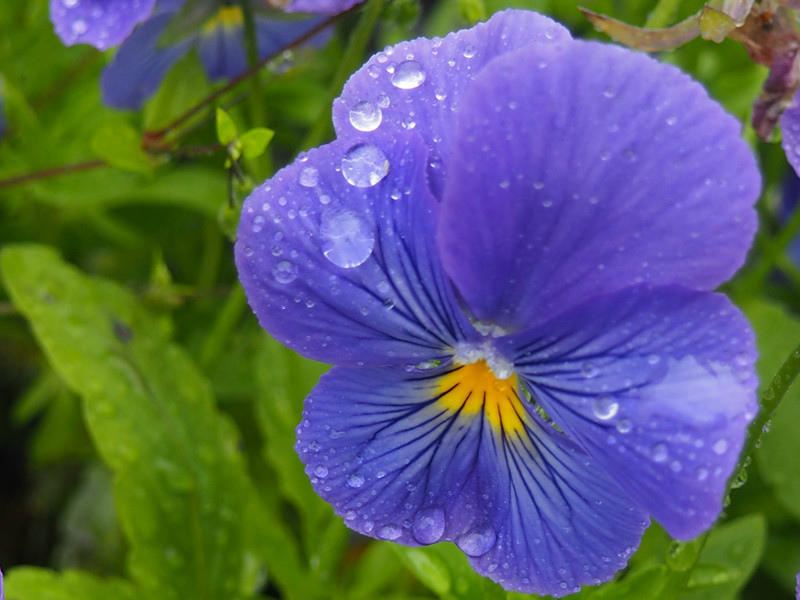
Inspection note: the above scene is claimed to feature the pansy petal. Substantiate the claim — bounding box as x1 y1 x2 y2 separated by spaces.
50 0 156 50
101 13 191 109
235 133 475 367
781 89 800 177
331 9 570 198
297 365 648 595
437 40 760 329
197 11 248 80
504 286 757 539
285 0 363 14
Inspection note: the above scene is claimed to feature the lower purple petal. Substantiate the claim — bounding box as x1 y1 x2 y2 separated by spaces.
297 365 648 595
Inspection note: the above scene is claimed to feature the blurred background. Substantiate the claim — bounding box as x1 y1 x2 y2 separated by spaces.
1 0 799 598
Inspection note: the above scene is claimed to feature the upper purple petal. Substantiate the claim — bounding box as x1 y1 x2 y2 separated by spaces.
331 9 571 199
781 89 800 177
296 365 648 596
101 12 191 109
50 0 156 50
285 0 363 15
235 132 476 367
436 40 760 330
504 285 757 539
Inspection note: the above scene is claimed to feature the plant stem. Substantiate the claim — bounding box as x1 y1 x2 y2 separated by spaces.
302 0 385 149
199 284 248 369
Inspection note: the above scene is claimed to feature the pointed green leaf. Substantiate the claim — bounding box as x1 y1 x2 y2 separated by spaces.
239 128 274 160
0 245 250 600
90 120 155 175
216 108 238 146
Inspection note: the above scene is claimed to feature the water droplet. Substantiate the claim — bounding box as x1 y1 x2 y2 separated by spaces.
299 166 318 188
377 93 390 108
616 419 632 434
592 396 619 420
63 0 79 7
314 465 328 478
341 144 389 188
71 19 87 34
713 439 728 455
666 116 678 126
391 60 426 89
463 45 476 58
320 210 375 269
651 443 668 463
696 467 709 481
346 473 365 488
272 261 297 284
412 508 445 544
378 524 402 540
581 362 598 378
647 354 661 365
456 526 496 556
348 101 383 132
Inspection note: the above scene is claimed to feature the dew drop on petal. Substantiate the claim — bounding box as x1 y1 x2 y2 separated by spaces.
299 166 319 188
592 396 619 421
272 261 297 284
63 0 79 7
72 19 88 34
313 465 328 478
713 439 728 455
320 210 375 269
412 508 445 544
391 60 426 89
348 100 383 132
651 443 668 463
616 419 632 434
346 473 365 488
378 524 402 540
341 144 389 188
456 526 496 557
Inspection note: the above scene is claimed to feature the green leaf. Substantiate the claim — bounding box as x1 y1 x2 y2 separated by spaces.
216 108 238 146
748 301 800 520
144 52 209 131
458 0 486 23
393 546 451 596
90 120 155 175
0 245 250 600
239 128 274 160
5 568 137 600
587 566 669 600
681 514 766 599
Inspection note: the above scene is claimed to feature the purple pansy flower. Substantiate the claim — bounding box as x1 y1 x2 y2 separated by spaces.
782 95 800 177
101 4 324 109
235 9 760 596
50 0 157 50
284 0 363 14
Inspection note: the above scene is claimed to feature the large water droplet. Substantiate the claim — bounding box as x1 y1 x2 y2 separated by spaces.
273 261 297 284
592 396 619 421
320 210 375 269
378 524 402 540
348 101 383 132
412 508 445 544
456 526 496 557
391 60 426 89
341 144 389 188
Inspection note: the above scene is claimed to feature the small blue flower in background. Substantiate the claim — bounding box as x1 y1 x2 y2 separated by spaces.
100 3 325 109
49 0 357 109
235 9 761 596
50 0 157 50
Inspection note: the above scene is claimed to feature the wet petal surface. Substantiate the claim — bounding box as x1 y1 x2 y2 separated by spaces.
50 0 155 50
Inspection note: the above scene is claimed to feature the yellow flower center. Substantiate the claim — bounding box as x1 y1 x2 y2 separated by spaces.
437 360 525 434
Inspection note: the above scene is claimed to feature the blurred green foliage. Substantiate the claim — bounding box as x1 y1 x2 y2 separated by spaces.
1 0 799 599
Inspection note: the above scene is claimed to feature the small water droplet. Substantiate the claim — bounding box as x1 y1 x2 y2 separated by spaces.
463 45 476 58
713 439 728 455
272 261 297 284
314 465 328 478
616 419 632 434
412 508 445 544
341 144 389 188
299 166 319 188
378 524 402 540
348 100 383 132
581 362 598 378
456 527 496 557
647 354 661 365
651 443 668 463
71 19 88 34
377 93 390 108
391 60 426 89
346 473 365 488
320 210 375 269
592 396 619 420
